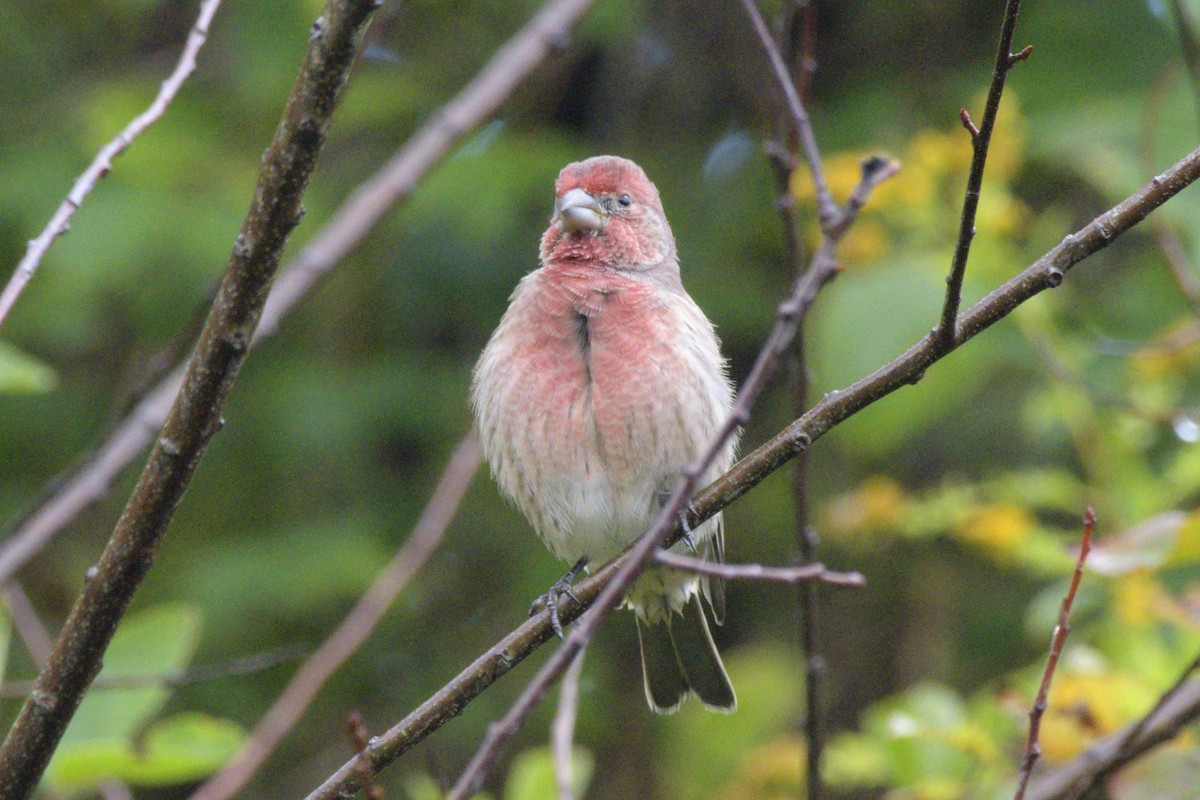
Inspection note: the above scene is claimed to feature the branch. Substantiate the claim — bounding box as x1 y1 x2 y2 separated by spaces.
186 432 480 800
759 6 836 797
739 0 838 227
1025 656 1200 800
653 550 864 587
0 3 380 797
551 643 587 800
936 0 1029 351
0 0 224 331
1 583 53 667
0 0 603 589
1013 507 1095 800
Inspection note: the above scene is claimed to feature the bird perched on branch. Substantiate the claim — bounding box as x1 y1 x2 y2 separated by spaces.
471 155 738 713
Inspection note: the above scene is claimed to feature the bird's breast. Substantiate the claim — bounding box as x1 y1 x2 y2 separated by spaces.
473 266 727 560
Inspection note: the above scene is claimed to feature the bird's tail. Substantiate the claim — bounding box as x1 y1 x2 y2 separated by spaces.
635 593 735 714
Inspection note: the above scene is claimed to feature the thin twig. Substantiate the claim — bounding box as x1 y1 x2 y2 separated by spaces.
795 1 818 105
0 3 380 797
1013 507 1095 800
0 367 185 587
654 551 864 587
936 0 1029 351
1 584 53 667
0 0 602 589
188 433 480 800
739 0 838 227
1151 222 1200 313
302 144 1200 800
768 6 829 795
0 645 306 700
0 0 224 331
551 643 587 800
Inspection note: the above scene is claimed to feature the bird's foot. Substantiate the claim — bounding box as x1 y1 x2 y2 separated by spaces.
530 556 589 640
678 502 700 554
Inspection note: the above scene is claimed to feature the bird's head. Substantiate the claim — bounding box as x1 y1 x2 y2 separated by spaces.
540 156 678 279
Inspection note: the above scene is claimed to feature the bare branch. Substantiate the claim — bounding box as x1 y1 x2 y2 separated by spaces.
654 550 864 587
960 108 981 141
0 366 184 586
1 584 53 667
739 0 838 227
936 0 1028 351
759 8 858 797
551 643 587 800
187 432 479 800
0 0 224 331
1013 507 1095 800
0 3 380 796
0 0 602 589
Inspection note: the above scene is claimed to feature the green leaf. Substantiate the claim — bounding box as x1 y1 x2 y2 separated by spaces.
44 604 205 790
40 712 244 791
503 746 593 800
0 340 57 394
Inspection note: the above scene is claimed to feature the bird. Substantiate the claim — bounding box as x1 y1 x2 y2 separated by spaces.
471 155 738 714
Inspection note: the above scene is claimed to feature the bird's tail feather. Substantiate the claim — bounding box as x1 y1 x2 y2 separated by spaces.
636 594 735 714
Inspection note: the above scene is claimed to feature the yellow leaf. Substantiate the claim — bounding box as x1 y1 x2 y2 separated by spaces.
957 503 1035 559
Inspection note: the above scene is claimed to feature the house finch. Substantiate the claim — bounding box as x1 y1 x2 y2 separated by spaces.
471 156 738 714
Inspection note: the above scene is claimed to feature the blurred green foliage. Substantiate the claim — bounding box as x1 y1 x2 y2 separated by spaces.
2 0 1200 798
42 605 245 794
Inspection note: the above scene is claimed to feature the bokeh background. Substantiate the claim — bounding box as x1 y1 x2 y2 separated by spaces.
3 0 1200 798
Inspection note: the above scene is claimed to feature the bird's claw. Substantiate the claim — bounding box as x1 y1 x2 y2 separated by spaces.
678 502 699 554
530 557 588 640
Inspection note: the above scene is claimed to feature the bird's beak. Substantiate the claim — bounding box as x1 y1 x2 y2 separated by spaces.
558 188 606 234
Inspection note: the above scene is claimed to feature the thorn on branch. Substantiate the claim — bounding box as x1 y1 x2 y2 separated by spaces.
1008 44 1034 65
960 108 980 141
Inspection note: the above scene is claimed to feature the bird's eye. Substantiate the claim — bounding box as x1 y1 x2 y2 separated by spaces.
617 193 632 207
